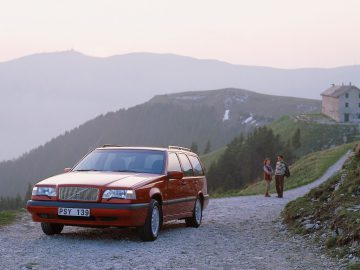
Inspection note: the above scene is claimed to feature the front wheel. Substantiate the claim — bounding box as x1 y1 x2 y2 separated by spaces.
41 222 64 235
185 198 202 227
139 199 161 241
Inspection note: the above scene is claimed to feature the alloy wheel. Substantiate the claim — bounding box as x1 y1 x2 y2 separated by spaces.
151 205 160 236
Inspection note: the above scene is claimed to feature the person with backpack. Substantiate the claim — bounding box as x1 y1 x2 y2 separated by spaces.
274 155 290 198
263 158 273 197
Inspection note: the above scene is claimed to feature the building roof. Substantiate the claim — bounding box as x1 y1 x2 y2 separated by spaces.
321 84 360 98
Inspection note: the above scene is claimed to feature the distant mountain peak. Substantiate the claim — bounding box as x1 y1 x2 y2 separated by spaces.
0 50 358 162
1 49 94 65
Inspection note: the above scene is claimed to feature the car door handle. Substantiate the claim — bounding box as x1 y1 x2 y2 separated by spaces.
181 180 186 185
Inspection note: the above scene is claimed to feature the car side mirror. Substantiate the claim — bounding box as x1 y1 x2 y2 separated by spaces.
167 171 184 180
64 168 72 173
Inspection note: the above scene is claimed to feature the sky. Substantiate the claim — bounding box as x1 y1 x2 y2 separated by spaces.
0 0 359 68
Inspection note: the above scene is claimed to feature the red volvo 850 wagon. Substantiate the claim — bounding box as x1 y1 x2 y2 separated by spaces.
27 145 209 241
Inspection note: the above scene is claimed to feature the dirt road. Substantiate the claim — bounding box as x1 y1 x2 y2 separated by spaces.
0 153 349 270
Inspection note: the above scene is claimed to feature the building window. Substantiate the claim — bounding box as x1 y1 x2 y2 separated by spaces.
345 93 349 98
345 102 349 107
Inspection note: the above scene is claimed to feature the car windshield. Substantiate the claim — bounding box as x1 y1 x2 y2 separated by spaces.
73 149 166 174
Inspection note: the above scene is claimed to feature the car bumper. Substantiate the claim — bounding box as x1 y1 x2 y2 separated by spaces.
26 200 149 227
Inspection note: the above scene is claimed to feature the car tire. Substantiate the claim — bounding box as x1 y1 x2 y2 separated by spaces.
139 199 161 241
185 198 202 228
41 222 64 235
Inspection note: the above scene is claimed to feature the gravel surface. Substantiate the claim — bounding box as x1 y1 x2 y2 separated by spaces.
0 153 349 270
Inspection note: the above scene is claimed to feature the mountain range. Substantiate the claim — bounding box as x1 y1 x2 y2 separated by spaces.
0 88 321 197
1 50 360 160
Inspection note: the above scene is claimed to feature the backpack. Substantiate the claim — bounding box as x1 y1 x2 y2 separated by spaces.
284 163 291 178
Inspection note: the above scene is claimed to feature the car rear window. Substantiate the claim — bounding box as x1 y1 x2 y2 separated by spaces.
167 153 182 172
178 153 194 177
188 155 204 176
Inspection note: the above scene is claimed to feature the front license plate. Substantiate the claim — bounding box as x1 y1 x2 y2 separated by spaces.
58 207 90 217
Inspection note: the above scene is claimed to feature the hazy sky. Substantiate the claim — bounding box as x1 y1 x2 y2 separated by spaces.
0 0 359 68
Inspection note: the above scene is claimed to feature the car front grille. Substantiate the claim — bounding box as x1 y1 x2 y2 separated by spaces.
59 186 99 201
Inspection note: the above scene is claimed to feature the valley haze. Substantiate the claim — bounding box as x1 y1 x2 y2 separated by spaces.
1 50 360 161
0 88 321 197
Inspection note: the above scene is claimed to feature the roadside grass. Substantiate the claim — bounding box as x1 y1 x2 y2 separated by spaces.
282 145 360 267
348 263 360 270
210 143 352 198
0 210 19 227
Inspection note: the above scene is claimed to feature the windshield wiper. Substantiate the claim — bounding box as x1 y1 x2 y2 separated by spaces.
112 170 141 173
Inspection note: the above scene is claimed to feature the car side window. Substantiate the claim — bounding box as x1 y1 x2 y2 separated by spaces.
167 153 182 172
178 153 194 177
188 155 204 176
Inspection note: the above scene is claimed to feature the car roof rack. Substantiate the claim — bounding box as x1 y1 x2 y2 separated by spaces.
168 145 192 152
101 144 124 148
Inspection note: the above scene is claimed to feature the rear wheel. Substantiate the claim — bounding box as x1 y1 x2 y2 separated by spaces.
41 222 64 235
139 199 161 241
185 198 202 228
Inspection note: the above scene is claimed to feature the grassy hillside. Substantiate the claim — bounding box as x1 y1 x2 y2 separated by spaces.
270 115 359 156
200 147 226 171
150 88 320 119
211 143 352 197
282 144 360 269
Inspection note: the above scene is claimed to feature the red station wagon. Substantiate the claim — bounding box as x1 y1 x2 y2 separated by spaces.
27 145 209 241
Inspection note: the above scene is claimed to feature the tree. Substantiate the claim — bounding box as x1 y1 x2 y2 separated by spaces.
24 183 33 204
204 140 211 154
190 142 199 154
207 127 294 192
292 128 301 149
15 194 22 209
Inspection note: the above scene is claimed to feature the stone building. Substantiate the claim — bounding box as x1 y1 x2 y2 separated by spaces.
321 84 360 123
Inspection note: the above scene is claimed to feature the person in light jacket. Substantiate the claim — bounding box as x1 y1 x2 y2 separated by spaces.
274 155 286 198
263 158 273 197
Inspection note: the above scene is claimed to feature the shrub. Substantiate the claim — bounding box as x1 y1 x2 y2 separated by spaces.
353 143 360 157
325 236 337 248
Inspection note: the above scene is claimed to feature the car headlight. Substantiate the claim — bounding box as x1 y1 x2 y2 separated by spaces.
32 186 57 197
102 189 136 200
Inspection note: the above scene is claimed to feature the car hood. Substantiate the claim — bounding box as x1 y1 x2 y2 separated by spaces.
37 171 163 189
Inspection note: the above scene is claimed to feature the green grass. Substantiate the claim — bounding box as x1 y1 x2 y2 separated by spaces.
269 116 298 142
348 263 360 270
210 142 352 198
282 145 360 266
0 210 18 227
200 146 226 171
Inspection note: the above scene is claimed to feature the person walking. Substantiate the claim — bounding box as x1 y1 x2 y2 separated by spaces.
263 158 273 197
274 155 286 198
